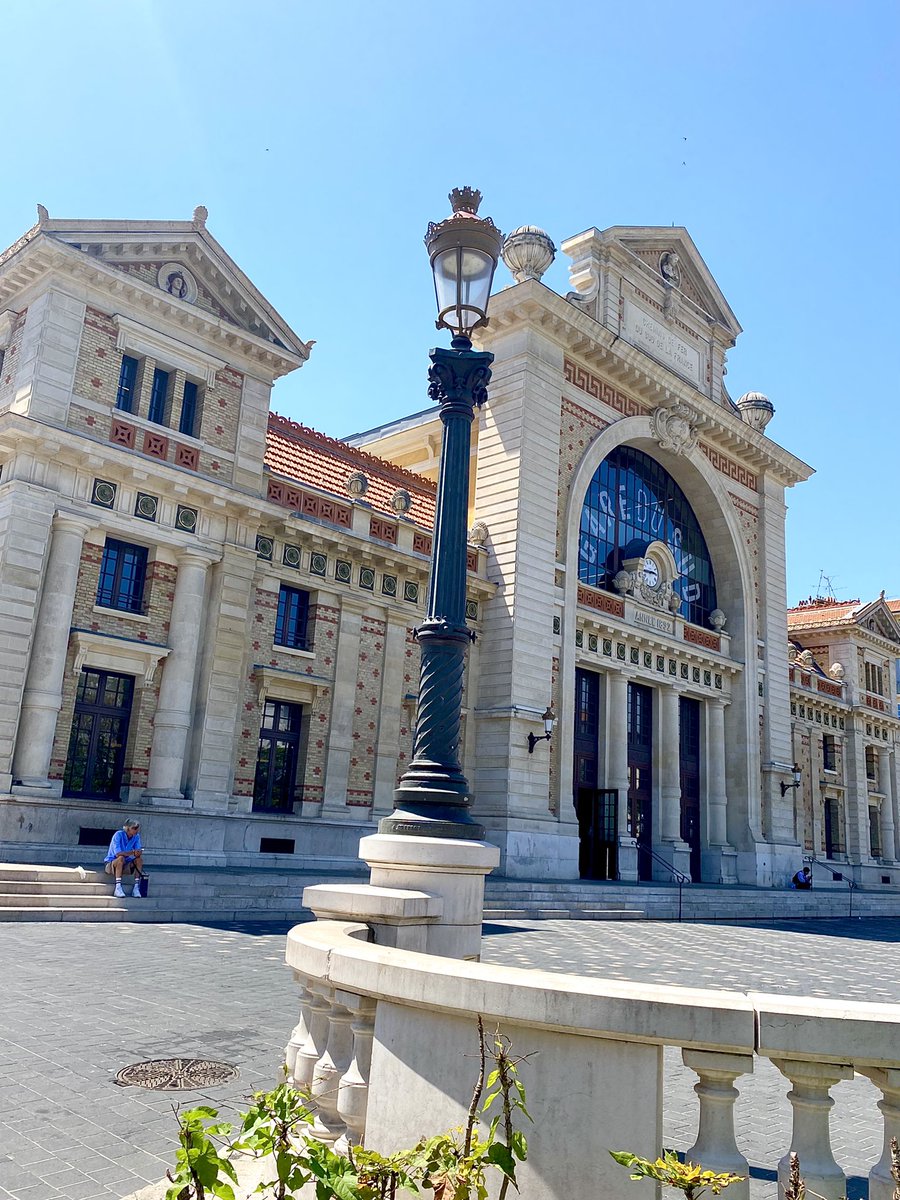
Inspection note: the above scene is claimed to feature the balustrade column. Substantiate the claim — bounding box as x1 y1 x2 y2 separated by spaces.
773 1058 853 1200
659 686 682 842
860 1068 900 1200
284 973 314 1087
145 551 211 797
335 990 376 1151
878 750 895 863
294 981 333 1092
310 992 354 1145
12 514 92 787
682 1050 753 1200
707 698 729 846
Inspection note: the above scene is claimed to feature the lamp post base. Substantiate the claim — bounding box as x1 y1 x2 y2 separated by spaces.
378 790 485 841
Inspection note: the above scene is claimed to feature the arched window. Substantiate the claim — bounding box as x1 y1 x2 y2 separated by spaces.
578 445 718 626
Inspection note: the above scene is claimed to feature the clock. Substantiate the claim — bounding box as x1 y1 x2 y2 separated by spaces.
642 557 660 588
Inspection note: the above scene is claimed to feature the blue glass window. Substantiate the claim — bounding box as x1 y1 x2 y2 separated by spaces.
275 586 310 650
147 368 169 425
96 539 148 614
116 355 139 413
578 445 717 626
179 380 199 437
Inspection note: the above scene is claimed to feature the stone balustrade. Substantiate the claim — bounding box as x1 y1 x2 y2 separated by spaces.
284 917 900 1200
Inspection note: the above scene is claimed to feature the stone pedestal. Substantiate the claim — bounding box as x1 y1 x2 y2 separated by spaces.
358 834 499 960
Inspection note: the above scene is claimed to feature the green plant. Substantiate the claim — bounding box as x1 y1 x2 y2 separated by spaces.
162 1018 530 1200
165 1106 238 1200
610 1149 743 1200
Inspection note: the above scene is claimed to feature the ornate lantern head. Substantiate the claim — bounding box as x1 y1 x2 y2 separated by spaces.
425 188 503 342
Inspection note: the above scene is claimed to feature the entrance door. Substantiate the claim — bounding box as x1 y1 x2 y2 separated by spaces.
574 669 618 878
627 682 653 880
680 697 702 881
63 669 134 800
254 699 302 812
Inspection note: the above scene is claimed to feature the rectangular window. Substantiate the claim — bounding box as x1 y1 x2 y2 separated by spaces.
824 796 845 857
96 539 148 614
822 734 836 772
274 586 310 650
147 367 170 425
116 355 139 413
179 380 199 437
870 806 882 858
253 699 302 812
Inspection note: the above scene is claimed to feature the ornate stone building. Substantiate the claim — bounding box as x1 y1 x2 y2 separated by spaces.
0 207 894 888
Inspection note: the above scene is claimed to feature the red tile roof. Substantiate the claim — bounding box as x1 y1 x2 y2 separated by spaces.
265 412 436 528
787 599 861 629
887 599 900 615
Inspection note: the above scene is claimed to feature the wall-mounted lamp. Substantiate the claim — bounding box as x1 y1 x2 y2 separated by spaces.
780 763 802 796
528 706 556 754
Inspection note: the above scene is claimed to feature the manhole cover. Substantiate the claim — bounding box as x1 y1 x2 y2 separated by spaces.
115 1058 239 1091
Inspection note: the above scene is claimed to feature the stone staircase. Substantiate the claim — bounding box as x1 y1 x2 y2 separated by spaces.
0 862 364 923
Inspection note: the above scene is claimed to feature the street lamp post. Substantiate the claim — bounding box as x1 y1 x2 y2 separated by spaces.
379 188 502 842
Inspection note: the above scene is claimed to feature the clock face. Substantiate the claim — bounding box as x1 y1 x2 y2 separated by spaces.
642 557 660 588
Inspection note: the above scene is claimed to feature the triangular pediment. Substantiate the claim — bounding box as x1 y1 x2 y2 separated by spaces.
853 598 900 645
39 214 312 359
609 227 741 338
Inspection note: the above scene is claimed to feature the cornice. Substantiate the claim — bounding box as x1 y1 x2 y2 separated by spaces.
0 235 305 380
481 281 813 488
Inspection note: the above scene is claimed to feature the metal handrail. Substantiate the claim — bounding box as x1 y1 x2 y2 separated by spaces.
803 855 858 918
631 839 690 921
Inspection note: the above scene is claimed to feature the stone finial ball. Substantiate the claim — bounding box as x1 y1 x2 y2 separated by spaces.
391 489 412 514
736 391 775 433
501 226 557 284
347 471 368 497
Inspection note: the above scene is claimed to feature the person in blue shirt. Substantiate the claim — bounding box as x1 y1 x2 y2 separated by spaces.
104 820 145 898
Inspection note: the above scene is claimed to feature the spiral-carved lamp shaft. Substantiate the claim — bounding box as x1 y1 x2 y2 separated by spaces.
379 339 493 840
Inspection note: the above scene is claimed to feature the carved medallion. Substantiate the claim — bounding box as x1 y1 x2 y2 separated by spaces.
651 402 698 456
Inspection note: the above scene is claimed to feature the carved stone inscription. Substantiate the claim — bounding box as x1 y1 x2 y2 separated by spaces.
622 301 701 385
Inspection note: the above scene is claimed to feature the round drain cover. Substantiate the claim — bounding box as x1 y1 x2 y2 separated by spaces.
115 1058 239 1091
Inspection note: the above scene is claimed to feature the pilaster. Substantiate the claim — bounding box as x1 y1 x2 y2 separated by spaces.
372 613 409 817
322 597 366 818
9 289 85 425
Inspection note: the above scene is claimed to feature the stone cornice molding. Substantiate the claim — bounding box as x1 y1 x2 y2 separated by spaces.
113 314 227 387
70 629 170 688
0 235 305 380
481 282 813 488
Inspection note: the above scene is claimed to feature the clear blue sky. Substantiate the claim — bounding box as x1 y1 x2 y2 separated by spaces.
3 0 898 605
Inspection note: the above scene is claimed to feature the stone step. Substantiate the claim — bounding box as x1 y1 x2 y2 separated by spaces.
0 863 107 884
0 879 111 895
483 907 646 921
0 906 317 924
0 892 308 912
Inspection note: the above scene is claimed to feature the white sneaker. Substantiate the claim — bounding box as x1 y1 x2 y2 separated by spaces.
132 882 142 898
114 883 126 898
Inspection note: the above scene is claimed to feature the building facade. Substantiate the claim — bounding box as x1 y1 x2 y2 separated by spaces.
0 207 895 888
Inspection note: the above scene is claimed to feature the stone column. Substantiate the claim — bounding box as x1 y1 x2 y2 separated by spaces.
144 551 211 800
859 1067 900 1200
682 1050 753 1200
322 597 365 818
878 749 895 863
12 513 91 790
659 686 682 843
607 671 635 881
773 1058 853 1200
702 698 738 884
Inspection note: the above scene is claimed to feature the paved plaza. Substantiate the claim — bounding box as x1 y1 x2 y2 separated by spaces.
0 917 897 1200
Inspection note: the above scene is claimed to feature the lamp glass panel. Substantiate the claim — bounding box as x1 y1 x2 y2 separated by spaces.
433 247 494 331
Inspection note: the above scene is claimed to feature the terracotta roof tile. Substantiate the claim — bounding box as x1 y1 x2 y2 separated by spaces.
265 412 436 528
887 599 900 615
787 599 861 628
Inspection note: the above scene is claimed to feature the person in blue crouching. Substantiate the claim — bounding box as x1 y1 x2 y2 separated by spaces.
104 819 145 898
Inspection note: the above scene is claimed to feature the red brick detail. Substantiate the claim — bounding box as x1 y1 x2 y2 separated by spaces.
801 672 812 687
564 358 648 418
817 678 843 698
577 584 625 618
466 548 478 573
268 481 352 529
175 443 199 469
110 419 135 449
562 396 611 432
683 624 721 652
700 444 758 491
864 693 889 712
370 516 398 544
413 531 433 556
143 430 169 460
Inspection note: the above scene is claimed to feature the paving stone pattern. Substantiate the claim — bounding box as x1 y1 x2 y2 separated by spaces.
0 918 896 1200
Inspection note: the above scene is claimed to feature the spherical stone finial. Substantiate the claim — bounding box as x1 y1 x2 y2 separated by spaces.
736 390 775 433
502 225 557 283
346 471 368 498
391 488 412 515
829 662 845 681
709 608 727 632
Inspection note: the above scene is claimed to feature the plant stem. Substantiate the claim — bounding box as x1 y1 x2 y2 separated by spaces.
464 1015 486 1156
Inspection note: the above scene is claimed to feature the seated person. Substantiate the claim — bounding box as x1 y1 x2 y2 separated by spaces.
791 865 812 890
104 820 144 897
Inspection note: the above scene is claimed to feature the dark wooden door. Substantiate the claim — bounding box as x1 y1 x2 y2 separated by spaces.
627 682 653 880
254 700 302 812
574 670 618 878
680 696 702 881
63 669 134 800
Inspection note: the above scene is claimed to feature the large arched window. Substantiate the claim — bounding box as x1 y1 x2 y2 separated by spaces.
578 445 717 626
